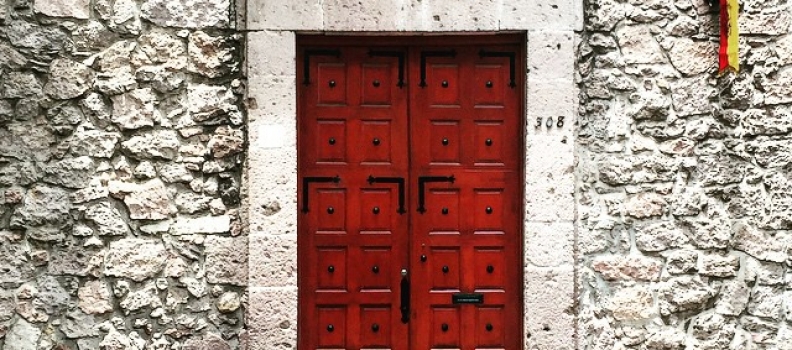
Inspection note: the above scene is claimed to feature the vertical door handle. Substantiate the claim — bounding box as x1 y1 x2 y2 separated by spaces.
400 268 410 323
417 175 455 213
367 176 406 214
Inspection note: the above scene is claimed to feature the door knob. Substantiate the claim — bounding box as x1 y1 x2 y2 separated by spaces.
400 269 410 323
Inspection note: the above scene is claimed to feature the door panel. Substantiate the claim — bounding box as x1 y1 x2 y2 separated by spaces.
298 37 522 350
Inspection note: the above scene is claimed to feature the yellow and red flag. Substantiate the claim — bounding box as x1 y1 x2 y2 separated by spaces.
719 0 739 73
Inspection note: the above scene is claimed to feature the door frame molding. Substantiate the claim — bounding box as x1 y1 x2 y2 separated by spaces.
245 4 579 349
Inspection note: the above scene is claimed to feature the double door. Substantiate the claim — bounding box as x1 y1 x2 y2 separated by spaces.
297 35 523 350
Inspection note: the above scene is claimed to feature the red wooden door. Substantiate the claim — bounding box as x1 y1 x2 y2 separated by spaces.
297 36 523 350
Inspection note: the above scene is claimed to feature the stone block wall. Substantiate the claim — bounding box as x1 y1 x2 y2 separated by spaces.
577 0 792 348
0 0 247 347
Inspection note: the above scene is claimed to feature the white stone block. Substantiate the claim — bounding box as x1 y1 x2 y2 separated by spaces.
247 31 295 77
525 134 575 222
501 0 576 30
246 75 296 124
527 79 576 136
249 233 297 287
408 0 500 31
248 287 298 348
247 0 323 30
324 0 410 31
525 222 574 267
524 265 576 350
528 31 575 81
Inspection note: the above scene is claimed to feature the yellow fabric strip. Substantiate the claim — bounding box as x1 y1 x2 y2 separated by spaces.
727 0 740 72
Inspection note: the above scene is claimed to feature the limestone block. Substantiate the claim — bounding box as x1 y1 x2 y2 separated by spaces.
528 31 575 81
4 318 41 350
248 287 297 348
591 255 662 281
525 222 573 267
205 235 248 286
524 135 574 222
698 253 739 277
0 231 34 285
656 276 716 316
85 202 130 236
671 75 717 117
643 327 686 350
741 9 791 36
188 31 234 78
665 37 717 76
249 233 296 287
662 249 698 275
78 280 113 314
110 88 159 130
748 286 783 320
69 129 120 158
624 192 667 219
615 25 665 64
324 0 408 31
763 68 792 105
247 76 296 124
34 0 90 18
716 279 750 316
246 31 295 77
635 221 688 252
44 58 94 100
527 79 576 136
732 221 786 263
740 107 792 136
116 179 177 220
141 0 229 28
122 130 180 160
1 72 42 99
407 0 499 31
187 83 240 124
501 0 576 30
598 155 678 186
0 42 27 70
10 185 71 228
247 0 322 30
48 240 103 277
104 238 168 282
524 266 575 350
42 156 96 189
607 285 656 321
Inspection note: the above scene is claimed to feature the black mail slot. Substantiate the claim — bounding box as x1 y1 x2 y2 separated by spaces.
452 293 484 304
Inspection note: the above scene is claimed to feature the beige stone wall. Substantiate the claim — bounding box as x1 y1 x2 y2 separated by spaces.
244 1 582 349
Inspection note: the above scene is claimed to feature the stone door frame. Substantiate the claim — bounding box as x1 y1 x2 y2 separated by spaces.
244 2 582 349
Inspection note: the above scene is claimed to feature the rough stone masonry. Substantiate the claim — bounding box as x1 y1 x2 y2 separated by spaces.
0 0 246 347
577 0 792 348
2 0 792 348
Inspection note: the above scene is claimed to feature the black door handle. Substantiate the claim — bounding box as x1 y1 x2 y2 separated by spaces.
400 268 409 323
367 175 406 214
301 176 341 213
417 175 455 213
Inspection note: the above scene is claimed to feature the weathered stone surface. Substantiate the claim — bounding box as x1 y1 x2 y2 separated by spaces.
61 309 98 338
85 202 130 236
159 163 193 183
188 83 239 123
132 31 187 69
49 240 103 277
208 126 244 158
183 333 231 350
690 313 736 349
666 38 717 76
119 283 162 312
682 207 733 249
671 75 716 116
643 327 686 350
10 185 71 228
122 130 180 160
116 179 176 220
205 236 247 286
624 192 667 219
4 318 41 350
608 286 655 321
44 59 94 100
592 255 663 281
663 249 698 274
78 280 113 314
748 286 784 320
69 129 120 158
6 20 69 52
175 192 212 214
0 231 34 285
110 88 159 129
732 222 786 262
616 25 665 64
1 72 42 99
697 155 746 186
716 279 751 316
141 0 230 28
635 221 688 252
0 42 28 69
42 156 95 189
598 155 678 185
105 238 167 281
657 276 716 316
699 253 739 277
188 31 234 78
35 0 90 18
217 291 240 313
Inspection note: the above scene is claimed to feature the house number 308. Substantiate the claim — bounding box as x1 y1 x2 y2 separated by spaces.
536 116 565 129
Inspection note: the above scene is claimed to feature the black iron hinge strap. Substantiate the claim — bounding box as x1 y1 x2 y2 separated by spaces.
301 175 341 213
419 50 457 87
367 176 407 214
417 175 455 213
479 50 516 88
368 50 406 88
303 49 342 85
